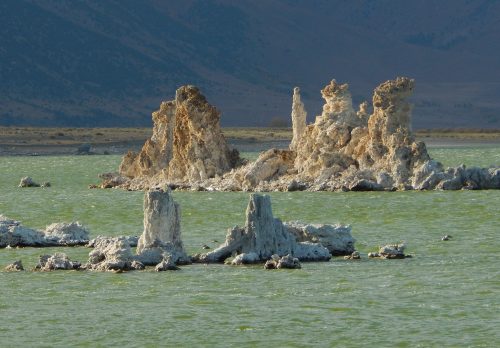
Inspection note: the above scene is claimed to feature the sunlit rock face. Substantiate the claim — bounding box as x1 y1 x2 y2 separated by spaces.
118 85 240 188
103 78 499 192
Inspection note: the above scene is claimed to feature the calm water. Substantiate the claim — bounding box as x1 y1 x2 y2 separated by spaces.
0 146 499 347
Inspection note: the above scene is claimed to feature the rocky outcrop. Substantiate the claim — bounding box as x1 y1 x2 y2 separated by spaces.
5 260 24 271
193 194 345 264
0 215 89 248
36 253 81 271
135 189 190 265
102 78 499 192
114 85 240 189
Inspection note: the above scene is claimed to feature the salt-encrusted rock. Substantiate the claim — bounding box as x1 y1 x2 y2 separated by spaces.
1 215 91 248
193 194 332 264
86 237 134 271
136 189 190 265
4 260 24 271
284 221 355 256
36 253 81 271
18 176 40 188
43 222 89 246
112 85 240 189
87 235 138 248
374 242 408 259
290 87 307 151
0 215 46 247
154 257 180 271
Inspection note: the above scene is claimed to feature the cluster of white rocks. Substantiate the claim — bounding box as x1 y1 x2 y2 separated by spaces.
100 78 499 192
0 216 89 248
192 193 354 265
83 189 190 272
4 190 360 272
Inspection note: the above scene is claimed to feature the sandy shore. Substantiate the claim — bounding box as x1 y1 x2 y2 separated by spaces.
1 126 499 156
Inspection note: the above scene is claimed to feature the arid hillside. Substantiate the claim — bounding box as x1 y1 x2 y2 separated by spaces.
1 0 500 128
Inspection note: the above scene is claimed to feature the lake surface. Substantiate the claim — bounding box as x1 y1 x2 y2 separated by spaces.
1 145 499 347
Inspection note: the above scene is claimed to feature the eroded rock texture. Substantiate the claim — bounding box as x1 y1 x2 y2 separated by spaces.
135 189 190 265
290 87 307 151
225 77 499 191
0 215 89 248
193 193 354 264
116 85 240 189
103 78 499 191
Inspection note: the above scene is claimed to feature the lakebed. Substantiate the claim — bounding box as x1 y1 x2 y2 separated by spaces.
0 145 499 347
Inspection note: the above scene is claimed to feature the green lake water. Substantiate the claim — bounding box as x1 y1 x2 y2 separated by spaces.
0 146 499 347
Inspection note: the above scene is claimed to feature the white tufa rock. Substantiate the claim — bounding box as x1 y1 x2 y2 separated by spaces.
193 194 333 264
86 237 135 271
136 189 190 265
43 222 89 246
36 253 81 271
284 221 355 256
290 87 307 151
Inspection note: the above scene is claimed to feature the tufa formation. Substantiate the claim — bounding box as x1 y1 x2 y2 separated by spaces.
101 78 500 191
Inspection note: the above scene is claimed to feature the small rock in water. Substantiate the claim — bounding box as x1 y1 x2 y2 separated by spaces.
276 254 302 269
155 257 180 271
344 251 361 260
41 182 51 188
202 244 211 250
4 260 24 271
441 235 452 241
18 176 40 188
370 242 408 259
130 260 145 270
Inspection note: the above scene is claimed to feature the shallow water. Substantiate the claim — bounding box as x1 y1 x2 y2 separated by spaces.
0 146 499 347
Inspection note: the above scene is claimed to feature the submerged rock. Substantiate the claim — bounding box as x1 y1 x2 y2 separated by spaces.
193 194 336 264
36 253 81 271
5 260 24 271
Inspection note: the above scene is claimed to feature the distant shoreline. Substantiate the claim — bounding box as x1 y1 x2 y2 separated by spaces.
1 126 499 156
